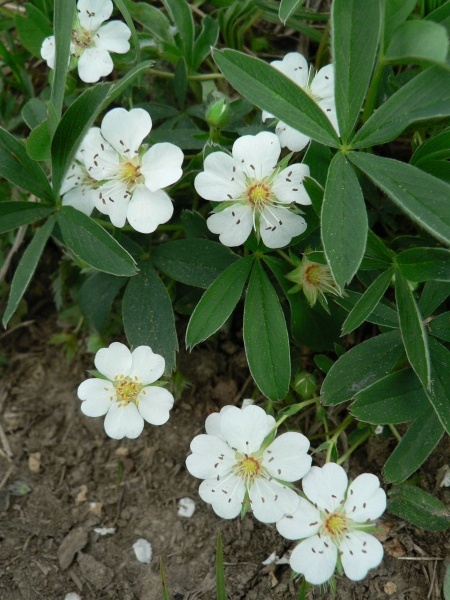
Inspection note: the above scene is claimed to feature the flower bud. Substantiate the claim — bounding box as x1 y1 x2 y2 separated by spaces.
292 371 317 399
205 92 231 128
286 254 340 307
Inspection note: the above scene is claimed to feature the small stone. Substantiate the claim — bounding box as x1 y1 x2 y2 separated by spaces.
58 527 88 570
75 485 88 505
64 594 82 600
384 582 397 595
177 497 195 518
93 527 116 536
28 452 41 473
133 538 152 564
89 501 103 516
78 552 113 589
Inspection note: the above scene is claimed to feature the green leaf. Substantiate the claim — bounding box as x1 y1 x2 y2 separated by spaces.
410 126 450 184
334 290 399 329
388 485 450 531
427 311 450 342
21 98 47 131
3 216 55 327
51 0 75 118
112 0 140 64
243 262 291 401
213 48 340 148
56 206 137 277
349 153 450 245
419 280 450 317
15 4 52 58
186 257 253 348
322 153 367 289
162 0 194 69
321 330 404 405
365 230 396 263
383 0 418 49
351 369 428 424
0 202 54 234
122 0 174 44
341 268 393 335
152 239 239 289
173 56 188 108
395 270 431 390
332 0 382 141
279 0 304 24
123 262 177 373
0 127 54 202
425 337 450 434
303 143 332 188
383 408 444 483
216 530 227 600
444 563 450 600
192 15 220 72
352 68 450 148
78 272 127 332
26 119 51 161
385 21 449 65
397 247 450 282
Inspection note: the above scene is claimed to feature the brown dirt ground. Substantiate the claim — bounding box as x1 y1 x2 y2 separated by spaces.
0 316 449 600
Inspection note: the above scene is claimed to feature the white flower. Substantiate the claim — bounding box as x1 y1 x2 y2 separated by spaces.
262 53 338 152
185 404 312 523
276 463 386 585
80 107 184 233
41 0 131 83
194 132 311 249
78 342 174 439
60 145 97 216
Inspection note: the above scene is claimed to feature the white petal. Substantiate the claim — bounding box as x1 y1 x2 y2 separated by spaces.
94 341 132 380
101 107 152 157
60 162 86 195
275 121 310 152
259 206 307 249
302 463 348 513
204 412 223 438
103 401 144 439
140 143 184 192
345 474 386 522
62 186 96 216
194 152 246 201
319 99 340 134
232 132 280 180
127 186 173 233
82 127 119 181
186 434 236 479
290 535 337 585
271 52 309 89
207 204 253 247
199 474 246 519
95 21 131 53
77 0 113 30
276 497 322 540
263 432 311 482
78 47 113 83
261 109 273 122
219 405 272 454
130 346 165 384
340 531 384 581
249 477 300 523
78 379 115 416
137 387 173 425
41 36 56 69
311 64 335 102
94 180 131 227
272 164 311 205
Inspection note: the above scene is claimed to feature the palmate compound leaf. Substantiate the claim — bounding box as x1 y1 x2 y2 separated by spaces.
396 247 450 282
0 202 55 234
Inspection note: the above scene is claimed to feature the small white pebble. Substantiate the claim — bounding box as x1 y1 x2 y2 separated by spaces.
177 497 196 518
65 594 82 600
133 538 152 564
439 465 450 487
262 551 278 565
241 398 254 409
93 527 116 536
375 425 384 435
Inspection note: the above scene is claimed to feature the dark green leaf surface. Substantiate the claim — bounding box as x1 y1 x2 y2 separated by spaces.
192 15 220 72
15 4 52 58
383 0 417 49
419 280 450 317
3 216 55 327
385 21 449 65
26 120 51 161
186 257 253 348
334 290 399 329
123 262 177 372
322 153 367 289
425 338 450 434
163 0 194 68
0 202 54 234
51 0 75 118
57 207 137 277
321 330 404 405
21 98 47 130
397 247 450 282
123 0 174 43
78 272 127 332
428 312 450 342
279 0 304 24
244 262 291 401
388 486 450 531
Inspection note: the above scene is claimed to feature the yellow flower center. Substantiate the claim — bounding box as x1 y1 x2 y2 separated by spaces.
247 183 271 207
323 512 348 537
72 27 94 51
237 455 262 480
114 376 143 406
304 263 325 287
120 160 142 187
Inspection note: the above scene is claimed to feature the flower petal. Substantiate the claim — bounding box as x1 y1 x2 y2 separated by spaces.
93 179 131 227
271 52 309 89
275 121 310 152
340 531 384 581
62 185 96 216
219 405 272 454
95 21 131 53
207 204 253 247
194 151 246 201
232 132 280 180
127 186 173 233
41 36 56 68
103 401 144 439
259 206 307 249
249 477 300 523
272 164 311 205
77 47 114 83
263 431 311 482
60 161 86 195
205 405 235 438
186 434 236 479
276 497 322 540
78 378 115 417
319 99 340 134
302 463 348 513
137 387 174 425
345 474 386 522
311 64 335 103
289 535 337 585
81 127 119 181
130 346 165 384
199 474 246 519
77 0 113 30
101 107 152 157
94 341 132 380
140 143 184 192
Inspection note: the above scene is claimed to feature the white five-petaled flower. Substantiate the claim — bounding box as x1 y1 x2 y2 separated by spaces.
60 144 98 216
41 0 131 83
276 463 386 585
194 132 311 249
185 404 312 523
78 107 183 232
262 52 338 152
78 342 174 439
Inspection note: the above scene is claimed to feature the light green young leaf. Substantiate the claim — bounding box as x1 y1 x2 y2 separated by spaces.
385 21 449 66
279 0 304 24
388 485 450 530
332 0 382 141
322 153 367 289
22 98 47 130
0 202 54 234
397 247 450 282
26 119 51 161
244 262 291 401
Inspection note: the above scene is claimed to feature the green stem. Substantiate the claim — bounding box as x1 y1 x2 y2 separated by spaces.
362 59 386 123
388 424 402 443
146 67 224 81
276 249 297 267
325 414 354 463
271 397 319 433
337 429 371 465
